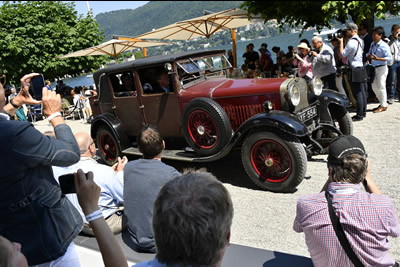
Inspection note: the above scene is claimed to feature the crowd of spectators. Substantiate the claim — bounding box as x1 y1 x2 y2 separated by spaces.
234 22 400 122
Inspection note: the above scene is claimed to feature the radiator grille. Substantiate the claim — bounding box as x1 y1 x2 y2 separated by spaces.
224 104 264 129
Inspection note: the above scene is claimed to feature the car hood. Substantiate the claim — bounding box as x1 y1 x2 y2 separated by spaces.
179 78 285 102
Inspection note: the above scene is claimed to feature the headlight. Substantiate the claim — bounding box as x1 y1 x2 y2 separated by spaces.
311 77 323 96
288 84 301 106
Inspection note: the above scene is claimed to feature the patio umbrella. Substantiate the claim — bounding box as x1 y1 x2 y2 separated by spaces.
57 38 169 59
135 8 263 67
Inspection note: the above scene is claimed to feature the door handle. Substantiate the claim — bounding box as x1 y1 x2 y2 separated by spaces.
112 106 116 109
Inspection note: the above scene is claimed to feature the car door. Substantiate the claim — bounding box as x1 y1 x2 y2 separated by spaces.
110 71 145 137
137 68 182 138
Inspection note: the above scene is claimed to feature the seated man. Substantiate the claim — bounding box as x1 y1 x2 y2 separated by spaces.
118 73 136 96
123 124 180 253
134 170 234 267
53 132 126 236
294 135 400 267
148 71 171 94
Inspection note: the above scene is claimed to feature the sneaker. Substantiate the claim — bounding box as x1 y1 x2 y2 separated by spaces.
388 98 394 104
352 115 363 122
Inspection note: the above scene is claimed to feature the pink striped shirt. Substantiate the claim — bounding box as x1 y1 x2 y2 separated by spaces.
293 55 313 79
294 182 400 267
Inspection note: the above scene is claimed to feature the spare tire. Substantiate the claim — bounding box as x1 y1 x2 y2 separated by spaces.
181 97 232 156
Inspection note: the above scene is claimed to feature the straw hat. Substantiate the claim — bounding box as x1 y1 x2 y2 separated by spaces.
297 42 310 51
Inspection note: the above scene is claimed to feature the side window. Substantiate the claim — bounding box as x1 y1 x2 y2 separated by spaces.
138 67 174 95
110 72 137 97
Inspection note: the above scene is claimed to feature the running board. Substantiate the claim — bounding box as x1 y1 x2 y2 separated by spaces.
122 147 215 162
122 143 234 163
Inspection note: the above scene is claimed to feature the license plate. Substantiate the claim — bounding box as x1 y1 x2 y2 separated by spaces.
297 106 317 122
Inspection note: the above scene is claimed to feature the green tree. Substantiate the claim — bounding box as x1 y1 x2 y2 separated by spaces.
0 1 107 84
241 1 400 34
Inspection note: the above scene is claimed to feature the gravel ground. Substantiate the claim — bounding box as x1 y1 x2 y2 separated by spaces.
33 100 400 260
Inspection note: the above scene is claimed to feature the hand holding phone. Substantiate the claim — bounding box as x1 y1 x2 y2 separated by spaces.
28 74 45 100
59 173 77 194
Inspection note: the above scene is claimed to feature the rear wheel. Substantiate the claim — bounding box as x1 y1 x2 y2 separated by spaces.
241 131 307 192
96 126 121 165
182 98 232 156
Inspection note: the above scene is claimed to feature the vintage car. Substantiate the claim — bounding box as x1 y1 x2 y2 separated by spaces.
90 49 352 192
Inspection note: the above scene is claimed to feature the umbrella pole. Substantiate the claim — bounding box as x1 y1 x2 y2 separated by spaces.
232 29 237 68
143 48 147 57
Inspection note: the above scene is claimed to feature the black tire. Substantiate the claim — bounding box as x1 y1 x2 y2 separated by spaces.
335 112 353 135
182 97 232 156
317 111 353 151
96 126 121 166
241 131 307 192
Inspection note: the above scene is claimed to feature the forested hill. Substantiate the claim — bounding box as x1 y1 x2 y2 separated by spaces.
95 1 242 40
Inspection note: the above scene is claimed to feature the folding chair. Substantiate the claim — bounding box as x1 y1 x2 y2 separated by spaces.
62 99 82 120
27 104 43 122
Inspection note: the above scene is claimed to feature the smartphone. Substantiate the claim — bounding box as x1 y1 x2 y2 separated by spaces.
29 74 45 100
59 173 76 194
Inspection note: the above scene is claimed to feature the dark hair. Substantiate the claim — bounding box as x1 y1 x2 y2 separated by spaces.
137 124 163 159
358 21 368 32
121 73 131 81
328 154 368 184
392 24 400 32
153 171 233 266
372 26 385 37
300 39 311 49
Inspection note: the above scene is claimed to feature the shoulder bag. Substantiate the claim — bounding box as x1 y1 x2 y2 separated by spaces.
325 191 364 267
350 38 367 83
325 191 400 267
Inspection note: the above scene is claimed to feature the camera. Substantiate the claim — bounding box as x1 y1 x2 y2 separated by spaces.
308 48 319 57
327 29 347 41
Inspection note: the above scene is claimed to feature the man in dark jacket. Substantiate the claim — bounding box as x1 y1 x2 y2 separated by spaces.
0 73 83 265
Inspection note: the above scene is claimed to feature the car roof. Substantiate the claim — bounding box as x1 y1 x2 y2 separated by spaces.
94 49 226 77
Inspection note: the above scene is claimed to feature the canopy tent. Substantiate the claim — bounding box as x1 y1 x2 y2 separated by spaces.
135 8 263 67
57 38 169 59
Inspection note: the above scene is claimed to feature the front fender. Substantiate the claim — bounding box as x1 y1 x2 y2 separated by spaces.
91 114 131 151
235 110 309 138
317 89 349 123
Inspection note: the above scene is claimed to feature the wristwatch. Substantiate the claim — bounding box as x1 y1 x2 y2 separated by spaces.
10 98 20 109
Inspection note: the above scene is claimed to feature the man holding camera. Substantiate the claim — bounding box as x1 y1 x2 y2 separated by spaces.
387 24 400 104
0 73 83 266
294 135 400 267
338 22 367 121
310 36 337 90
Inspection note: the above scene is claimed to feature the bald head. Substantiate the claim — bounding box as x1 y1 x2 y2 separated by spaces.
75 132 94 157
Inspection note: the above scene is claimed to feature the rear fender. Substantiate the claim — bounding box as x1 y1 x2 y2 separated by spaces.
91 114 131 151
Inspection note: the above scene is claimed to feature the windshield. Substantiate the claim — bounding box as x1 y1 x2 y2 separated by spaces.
177 54 231 86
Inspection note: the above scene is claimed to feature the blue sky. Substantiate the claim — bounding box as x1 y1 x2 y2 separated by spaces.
72 1 149 16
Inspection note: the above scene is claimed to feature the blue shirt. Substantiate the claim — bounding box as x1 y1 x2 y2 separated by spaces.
53 157 124 221
368 39 392 67
342 35 364 68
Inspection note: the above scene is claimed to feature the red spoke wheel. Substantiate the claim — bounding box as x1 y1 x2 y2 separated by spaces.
242 131 307 192
182 98 232 156
96 126 121 165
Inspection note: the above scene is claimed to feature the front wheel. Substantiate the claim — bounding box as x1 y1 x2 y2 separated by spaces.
241 131 307 192
316 111 353 151
96 126 121 166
